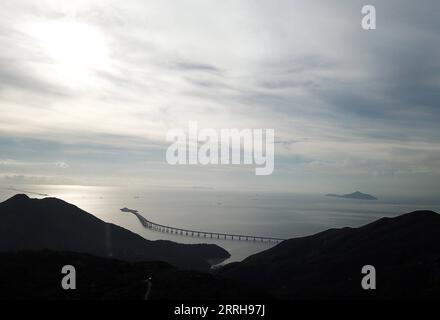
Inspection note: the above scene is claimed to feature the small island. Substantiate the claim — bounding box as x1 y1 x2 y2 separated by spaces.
325 191 377 200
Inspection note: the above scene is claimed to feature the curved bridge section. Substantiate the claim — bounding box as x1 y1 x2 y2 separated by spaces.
121 207 285 243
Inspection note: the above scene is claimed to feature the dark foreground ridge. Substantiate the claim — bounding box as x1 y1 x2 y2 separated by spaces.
0 194 230 271
1 194 439 300
219 210 440 299
0 250 269 300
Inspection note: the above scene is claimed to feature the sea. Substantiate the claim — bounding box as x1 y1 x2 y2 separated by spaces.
1 185 439 264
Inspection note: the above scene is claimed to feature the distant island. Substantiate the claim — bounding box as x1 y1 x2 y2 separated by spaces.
325 191 377 200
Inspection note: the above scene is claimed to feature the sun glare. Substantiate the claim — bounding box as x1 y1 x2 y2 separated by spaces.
30 19 110 84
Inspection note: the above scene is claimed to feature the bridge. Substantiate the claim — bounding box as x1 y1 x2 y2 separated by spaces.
121 207 285 243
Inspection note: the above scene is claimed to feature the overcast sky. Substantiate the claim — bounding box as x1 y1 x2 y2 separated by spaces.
1 0 439 197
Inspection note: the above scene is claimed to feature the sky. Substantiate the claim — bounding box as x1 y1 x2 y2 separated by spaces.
0 0 439 197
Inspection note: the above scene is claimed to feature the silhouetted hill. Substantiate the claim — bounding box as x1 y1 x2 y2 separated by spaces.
326 191 377 200
0 250 269 300
220 210 440 299
0 194 230 271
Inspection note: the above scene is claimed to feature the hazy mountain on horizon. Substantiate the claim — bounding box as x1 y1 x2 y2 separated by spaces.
326 191 378 200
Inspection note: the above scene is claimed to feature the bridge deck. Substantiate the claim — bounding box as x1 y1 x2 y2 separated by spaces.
121 208 285 243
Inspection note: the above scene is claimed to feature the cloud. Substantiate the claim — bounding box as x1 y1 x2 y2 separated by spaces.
54 161 69 169
0 174 74 186
173 61 223 73
0 0 439 193
0 158 70 169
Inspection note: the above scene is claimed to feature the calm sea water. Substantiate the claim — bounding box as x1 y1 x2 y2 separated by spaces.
1 185 440 263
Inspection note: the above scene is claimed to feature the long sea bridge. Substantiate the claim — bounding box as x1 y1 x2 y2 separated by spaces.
121 207 285 244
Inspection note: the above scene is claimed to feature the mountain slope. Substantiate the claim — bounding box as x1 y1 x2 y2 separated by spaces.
0 194 230 271
220 210 440 299
0 250 269 300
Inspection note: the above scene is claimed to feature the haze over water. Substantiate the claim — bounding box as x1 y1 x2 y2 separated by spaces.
2 185 439 263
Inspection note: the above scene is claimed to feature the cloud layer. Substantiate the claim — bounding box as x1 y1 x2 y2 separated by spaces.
1 0 439 195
